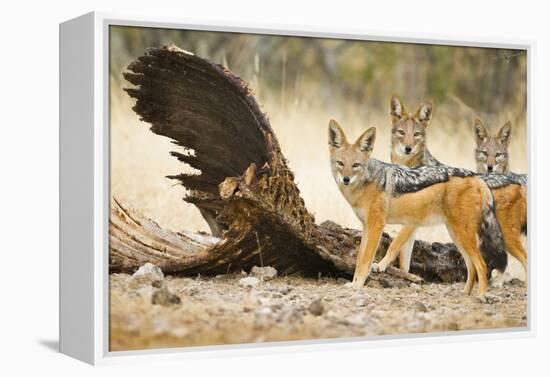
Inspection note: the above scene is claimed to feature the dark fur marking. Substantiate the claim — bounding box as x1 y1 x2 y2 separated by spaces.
480 172 527 189
478 199 508 274
365 159 475 196
416 148 527 189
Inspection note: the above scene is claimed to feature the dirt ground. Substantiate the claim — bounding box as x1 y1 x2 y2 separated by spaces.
109 268 527 351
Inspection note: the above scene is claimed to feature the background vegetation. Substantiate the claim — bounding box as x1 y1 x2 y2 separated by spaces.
111 25 526 124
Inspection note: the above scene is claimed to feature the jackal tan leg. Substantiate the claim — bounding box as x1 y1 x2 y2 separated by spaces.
504 233 528 276
493 185 528 277
463 255 476 295
398 227 417 273
372 225 416 273
470 250 488 300
352 217 385 288
455 231 488 300
445 227 476 296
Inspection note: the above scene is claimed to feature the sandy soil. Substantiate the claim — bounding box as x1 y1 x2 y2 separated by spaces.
109 269 527 351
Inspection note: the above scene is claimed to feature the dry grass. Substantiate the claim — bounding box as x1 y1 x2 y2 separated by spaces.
110 79 527 276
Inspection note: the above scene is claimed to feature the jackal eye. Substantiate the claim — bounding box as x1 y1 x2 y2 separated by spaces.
495 152 506 158
352 162 361 168
413 132 422 137
396 129 405 136
336 160 344 167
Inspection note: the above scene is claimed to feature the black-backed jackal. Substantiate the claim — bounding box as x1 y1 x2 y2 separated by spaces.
375 96 527 281
328 119 507 300
473 117 528 274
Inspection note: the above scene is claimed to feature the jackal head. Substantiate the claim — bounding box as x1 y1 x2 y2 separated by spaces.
328 119 376 188
389 95 432 166
473 118 511 174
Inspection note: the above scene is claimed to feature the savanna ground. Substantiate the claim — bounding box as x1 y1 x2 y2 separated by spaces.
110 271 527 351
109 27 528 351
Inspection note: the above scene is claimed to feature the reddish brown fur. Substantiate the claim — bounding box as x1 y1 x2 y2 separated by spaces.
329 120 496 300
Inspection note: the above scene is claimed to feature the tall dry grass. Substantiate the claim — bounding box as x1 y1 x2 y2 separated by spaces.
111 83 527 232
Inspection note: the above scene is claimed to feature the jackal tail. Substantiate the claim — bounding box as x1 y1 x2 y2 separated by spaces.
479 193 508 273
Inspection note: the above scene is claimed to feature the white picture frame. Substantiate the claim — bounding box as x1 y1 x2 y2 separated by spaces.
59 11 535 365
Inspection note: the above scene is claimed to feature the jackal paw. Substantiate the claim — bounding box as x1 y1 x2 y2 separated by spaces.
371 263 387 273
476 295 488 304
345 281 364 290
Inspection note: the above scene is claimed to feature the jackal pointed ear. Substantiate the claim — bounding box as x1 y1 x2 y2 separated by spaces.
356 127 377 153
497 121 512 146
328 119 347 148
390 96 405 123
474 118 489 145
416 102 433 125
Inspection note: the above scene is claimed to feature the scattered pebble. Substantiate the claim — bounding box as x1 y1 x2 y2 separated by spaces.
507 278 525 287
251 266 278 281
414 301 429 312
239 276 260 288
447 322 460 331
151 288 181 306
132 263 164 283
379 277 407 289
256 306 273 316
307 297 325 316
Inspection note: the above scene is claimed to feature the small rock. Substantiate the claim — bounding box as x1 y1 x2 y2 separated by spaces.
366 279 383 289
170 325 190 338
390 298 401 306
151 280 163 288
480 294 500 304
379 277 408 289
344 314 367 327
132 263 164 283
278 286 293 295
250 266 278 281
277 307 302 322
186 287 199 296
256 306 273 316
414 301 428 312
484 309 495 316
152 288 181 306
507 278 525 287
239 276 260 288
307 298 325 316
447 322 459 331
